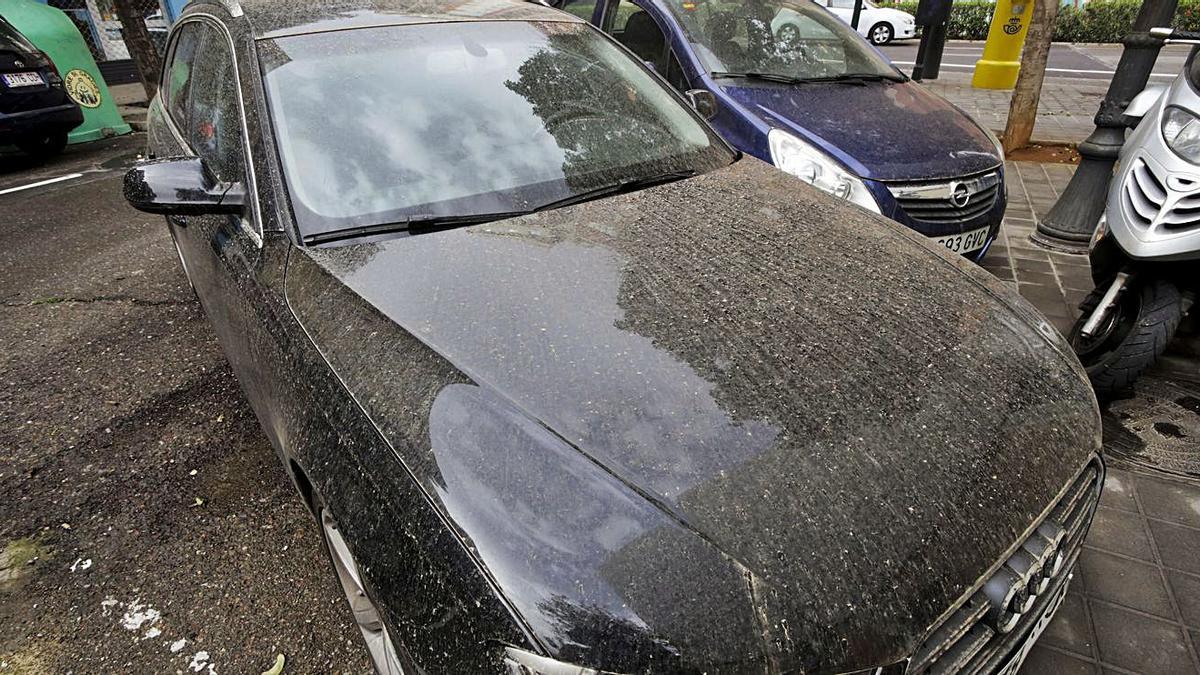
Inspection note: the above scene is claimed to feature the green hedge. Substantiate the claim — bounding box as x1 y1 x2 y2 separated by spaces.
881 0 1200 43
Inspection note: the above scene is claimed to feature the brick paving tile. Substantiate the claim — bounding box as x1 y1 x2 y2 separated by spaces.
1134 476 1200 528
1147 520 1200 576
1089 602 1195 673
1022 644 1099 673
1168 571 1200 629
1078 548 1176 619
1082 507 1157 561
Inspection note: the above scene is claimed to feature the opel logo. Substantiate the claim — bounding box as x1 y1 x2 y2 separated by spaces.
950 182 973 208
983 521 1067 634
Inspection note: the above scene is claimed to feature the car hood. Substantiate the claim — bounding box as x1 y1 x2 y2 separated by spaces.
723 79 1001 181
288 158 1100 672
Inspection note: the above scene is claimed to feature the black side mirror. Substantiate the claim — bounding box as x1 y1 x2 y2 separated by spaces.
685 88 718 120
123 157 244 216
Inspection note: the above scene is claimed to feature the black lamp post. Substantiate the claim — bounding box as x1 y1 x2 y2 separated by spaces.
1033 0 1179 251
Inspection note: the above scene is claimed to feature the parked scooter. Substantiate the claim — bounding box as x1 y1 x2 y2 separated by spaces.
1069 27 1199 395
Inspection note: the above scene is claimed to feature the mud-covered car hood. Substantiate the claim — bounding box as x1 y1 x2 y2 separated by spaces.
723 80 1001 181
286 158 1100 673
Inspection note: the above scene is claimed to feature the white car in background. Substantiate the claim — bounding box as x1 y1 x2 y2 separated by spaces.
774 0 916 45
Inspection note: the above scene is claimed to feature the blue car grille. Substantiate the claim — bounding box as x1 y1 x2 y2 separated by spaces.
889 172 1002 225
906 457 1102 674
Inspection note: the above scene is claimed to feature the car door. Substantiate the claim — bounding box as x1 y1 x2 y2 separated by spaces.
154 16 284 430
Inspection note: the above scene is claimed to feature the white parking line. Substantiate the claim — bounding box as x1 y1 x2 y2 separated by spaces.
891 60 1177 78
0 173 84 196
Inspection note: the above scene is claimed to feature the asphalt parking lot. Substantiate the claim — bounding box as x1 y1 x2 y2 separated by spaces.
2 136 1199 674
0 136 369 673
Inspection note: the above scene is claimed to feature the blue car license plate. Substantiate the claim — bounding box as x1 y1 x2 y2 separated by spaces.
934 225 990 255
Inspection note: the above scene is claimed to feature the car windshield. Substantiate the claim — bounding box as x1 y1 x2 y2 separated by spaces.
660 0 898 81
259 21 735 241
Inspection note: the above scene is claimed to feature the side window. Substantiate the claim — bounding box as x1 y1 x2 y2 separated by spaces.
165 23 203 129
559 0 598 21
187 27 245 185
612 1 667 70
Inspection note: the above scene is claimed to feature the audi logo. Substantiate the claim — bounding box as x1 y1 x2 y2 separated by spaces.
983 521 1067 634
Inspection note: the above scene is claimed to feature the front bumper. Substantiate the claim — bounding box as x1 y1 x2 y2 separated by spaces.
898 24 917 39
0 103 84 144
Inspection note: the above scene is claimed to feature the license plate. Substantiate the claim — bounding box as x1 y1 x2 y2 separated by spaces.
933 226 990 255
996 575 1072 675
2 71 45 88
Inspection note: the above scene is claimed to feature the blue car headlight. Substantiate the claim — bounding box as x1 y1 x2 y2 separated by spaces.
768 129 881 214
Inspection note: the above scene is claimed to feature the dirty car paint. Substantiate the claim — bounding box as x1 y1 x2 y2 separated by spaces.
286 157 1101 673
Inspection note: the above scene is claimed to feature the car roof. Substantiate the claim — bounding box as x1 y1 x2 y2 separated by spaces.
203 0 582 40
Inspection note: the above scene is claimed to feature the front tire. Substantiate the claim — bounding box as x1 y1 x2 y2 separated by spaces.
1069 278 1182 396
318 506 407 674
16 131 68 159
869 22 894 45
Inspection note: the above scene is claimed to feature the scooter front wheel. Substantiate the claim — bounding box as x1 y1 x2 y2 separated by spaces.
1069 278 1183 396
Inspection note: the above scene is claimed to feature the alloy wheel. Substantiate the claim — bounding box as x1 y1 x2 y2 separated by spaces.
871 24 892 45
321 510 406 675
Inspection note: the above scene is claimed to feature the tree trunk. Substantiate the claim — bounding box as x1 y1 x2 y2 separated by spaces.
1001 0 1061 154
112 0 161 100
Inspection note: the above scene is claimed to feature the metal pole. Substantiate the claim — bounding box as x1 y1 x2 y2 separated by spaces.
1033 0 1178 251
851 0 864 30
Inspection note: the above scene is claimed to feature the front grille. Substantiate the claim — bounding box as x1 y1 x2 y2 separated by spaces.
906 458 1103 675
1121 157 1200 232
889 172 1001 224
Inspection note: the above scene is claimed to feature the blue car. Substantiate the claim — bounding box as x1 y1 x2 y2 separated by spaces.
556 0 1007 260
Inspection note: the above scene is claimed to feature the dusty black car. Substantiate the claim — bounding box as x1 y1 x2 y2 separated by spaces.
0 16 82 157
124 1 1103 673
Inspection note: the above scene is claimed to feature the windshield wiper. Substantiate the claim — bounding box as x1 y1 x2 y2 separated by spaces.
302 171 700 245
303 211 525 246
798 72 906 84
531 169 699 212
711 71 806 84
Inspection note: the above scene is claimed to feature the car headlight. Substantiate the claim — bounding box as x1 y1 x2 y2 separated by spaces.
768 129 880 213
1161 106 1200 163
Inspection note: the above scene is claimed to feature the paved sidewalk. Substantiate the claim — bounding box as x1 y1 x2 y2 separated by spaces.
924 72 1106 146
986 161 1200 674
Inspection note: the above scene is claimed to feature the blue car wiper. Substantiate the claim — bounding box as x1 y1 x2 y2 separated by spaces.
798 72 906 84
531 169 699 212
711 71 806 84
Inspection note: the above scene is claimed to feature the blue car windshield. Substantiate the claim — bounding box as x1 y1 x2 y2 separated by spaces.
660 0 898 80
259 20 735 240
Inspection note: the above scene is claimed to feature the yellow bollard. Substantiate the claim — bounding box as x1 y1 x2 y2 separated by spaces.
972 0 1037 89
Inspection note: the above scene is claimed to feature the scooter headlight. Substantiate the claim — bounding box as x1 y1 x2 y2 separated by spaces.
1161 106 1200 163
768 129 881 213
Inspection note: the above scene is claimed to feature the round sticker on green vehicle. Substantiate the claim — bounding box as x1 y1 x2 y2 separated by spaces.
64 69 102 109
